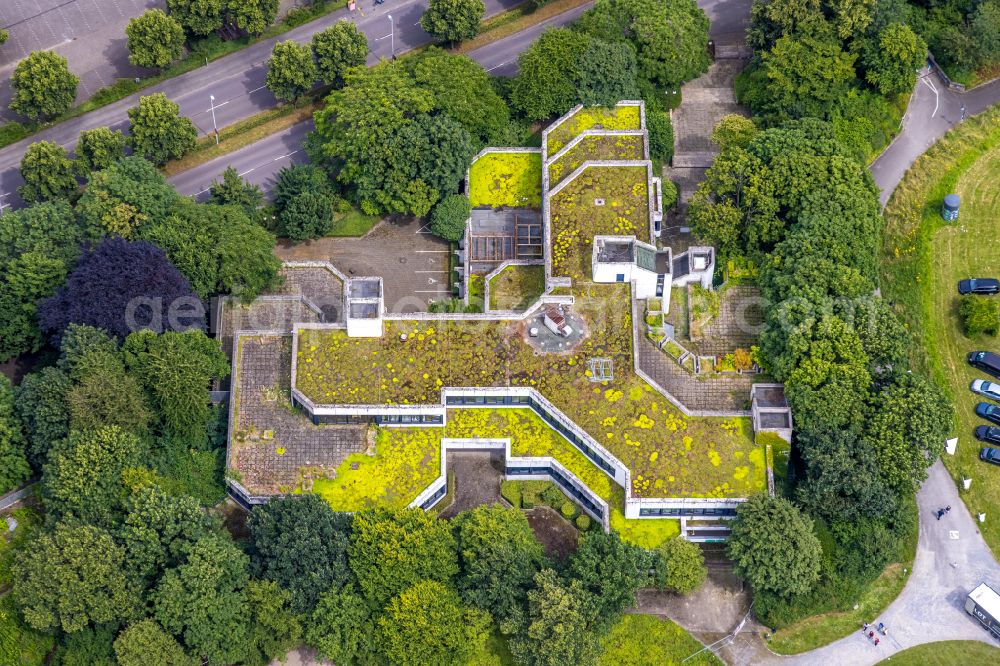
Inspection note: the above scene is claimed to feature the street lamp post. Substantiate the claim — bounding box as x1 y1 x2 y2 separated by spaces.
388 14 395 59
209 94 219 145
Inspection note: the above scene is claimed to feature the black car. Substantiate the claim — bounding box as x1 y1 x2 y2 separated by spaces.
976 402 1000 426
959 278 1000 295
969 351 1000 379
981 447 1000 466
975 425 1000 445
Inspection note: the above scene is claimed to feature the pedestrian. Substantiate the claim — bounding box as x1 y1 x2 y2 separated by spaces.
875 638 880 647
946 505 952 513
869 631 875 640
937 509 943 520
862 622 869 634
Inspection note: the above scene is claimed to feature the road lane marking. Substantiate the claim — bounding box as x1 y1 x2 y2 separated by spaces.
922 76 939 117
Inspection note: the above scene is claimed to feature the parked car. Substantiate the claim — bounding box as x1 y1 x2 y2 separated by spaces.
975 402 1000 426
971 379 1000 403
958 278 1000 295
975 425 1000 445
981 447 1000 466
969 351 1000 378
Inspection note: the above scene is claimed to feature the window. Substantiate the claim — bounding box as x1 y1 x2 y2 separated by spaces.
616 273 625 282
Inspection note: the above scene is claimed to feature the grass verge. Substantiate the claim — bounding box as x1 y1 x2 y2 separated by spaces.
0 0 349 151
881 104 1000 555
162 104 316 177
454 0 594 55
874 640 1000 665
767 563 911 654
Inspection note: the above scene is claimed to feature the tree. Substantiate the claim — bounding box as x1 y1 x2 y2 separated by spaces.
281 191 333 241
866 373 952 493
76 127 128 175
746 0 824 51
509 569 599 666
349 507 459 607
421 0 485 44
960 295 999 337
511 28 590 120
711 114 758 150
38 237 202 341
0 376 31 494
127 93 197 165
9 50 79 120
114 620 194 666
654 537 706 595
55 625 116 666
306 586 376 664
226 0 279 35
14 367 71 467
430 194 471 242
167 0 225 36
126 10 186 69
455 506 546 630
312 20 369 86
208 166 264 221
76 156 181 237
248 494 353 613
405 48 510 144
755 33 857 120
18 141 77 203
379 580 491 666
727 494 821 598
123 330 230 441
244 580 303 666
575 39 639 107
67 361 152 436
139 201 280 299
14 521 139 633
153 535 250 665
43 426 144 524
973 1 1000 63
274 163 332 211
566 531 651 626
120 485 216 584
266 40 317 102
575 0 711 88
864 23 926 96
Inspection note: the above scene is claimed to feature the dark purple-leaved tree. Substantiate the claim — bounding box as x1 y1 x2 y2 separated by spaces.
39 237 204 341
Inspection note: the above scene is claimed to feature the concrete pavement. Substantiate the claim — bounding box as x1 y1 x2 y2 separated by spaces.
168 2 594 199
0 0 524 210
0 0 161 122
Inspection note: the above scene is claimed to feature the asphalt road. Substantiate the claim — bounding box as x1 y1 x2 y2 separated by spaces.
169 2 596 199
0 0 524 211
871 67 1000 205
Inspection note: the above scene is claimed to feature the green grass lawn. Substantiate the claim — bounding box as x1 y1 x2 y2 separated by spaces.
881 105 1000 555
598 615 720 666
468 151 543 209
329 207 380 237
875 640 1000 665
488 265 545 311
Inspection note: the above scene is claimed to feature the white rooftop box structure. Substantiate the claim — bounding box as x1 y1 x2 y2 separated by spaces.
344 277 383 337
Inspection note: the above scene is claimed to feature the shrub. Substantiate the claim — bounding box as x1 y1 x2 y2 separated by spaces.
560 501 577 519
960 295 999 336
500 480 522 509
519 481 550 508
429 194 470 242
655 537 707 595
575 514 591 531
647 110 674 164
542 484 566 509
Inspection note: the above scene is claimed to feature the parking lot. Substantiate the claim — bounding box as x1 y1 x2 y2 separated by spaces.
0 0 160 120
275 217 453 313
